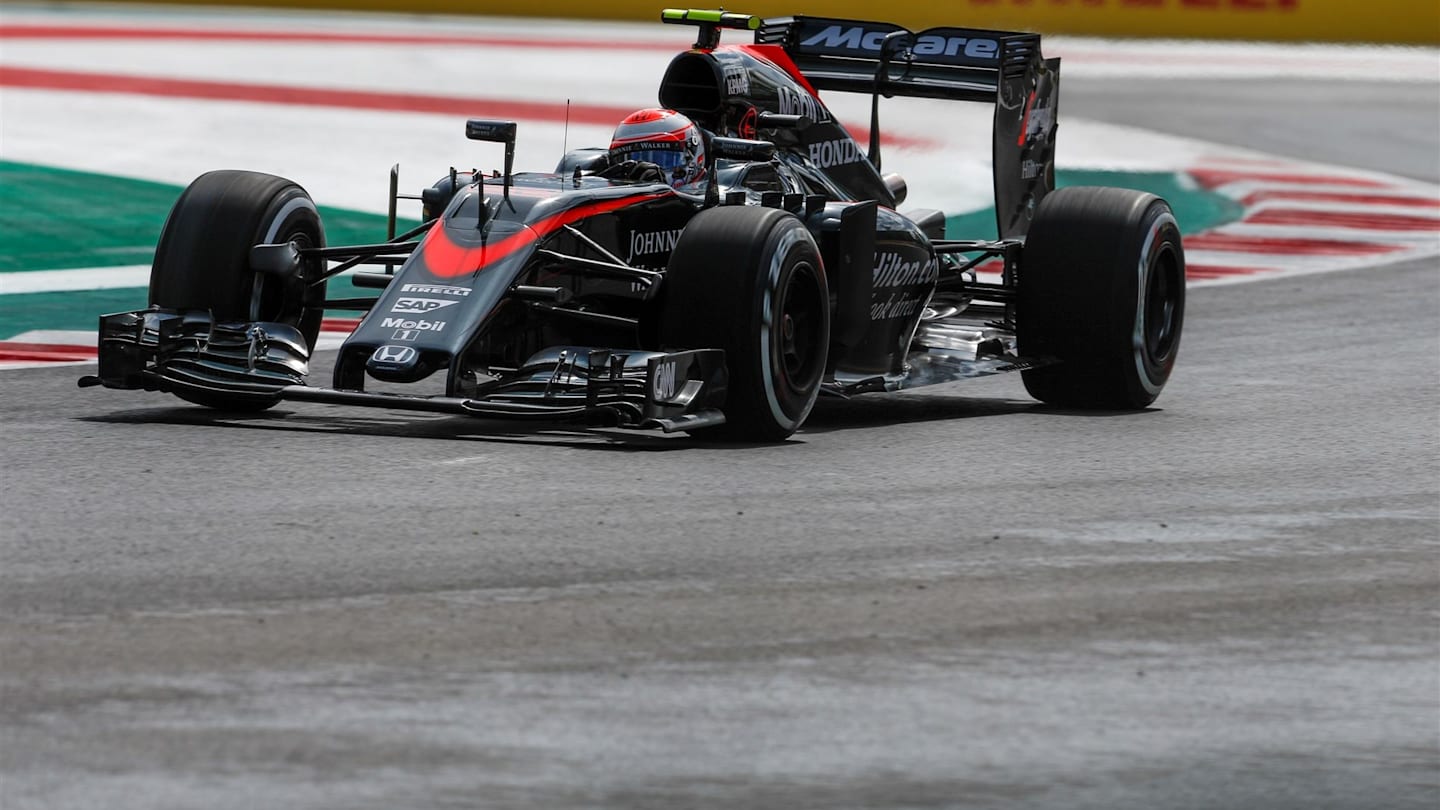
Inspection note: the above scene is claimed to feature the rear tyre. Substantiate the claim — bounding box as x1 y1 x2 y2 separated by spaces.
1017 186 1185 409
660 206 830 441
149 170 327 410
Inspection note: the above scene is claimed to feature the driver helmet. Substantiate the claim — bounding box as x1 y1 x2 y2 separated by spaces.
608 108 706 188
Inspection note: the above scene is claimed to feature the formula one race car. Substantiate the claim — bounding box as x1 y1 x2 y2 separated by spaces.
81 9 1185 441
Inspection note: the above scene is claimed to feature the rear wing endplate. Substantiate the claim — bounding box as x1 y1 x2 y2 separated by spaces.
754 15 1061 238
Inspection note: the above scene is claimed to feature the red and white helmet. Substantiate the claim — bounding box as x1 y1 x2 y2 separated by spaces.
608 108 706 188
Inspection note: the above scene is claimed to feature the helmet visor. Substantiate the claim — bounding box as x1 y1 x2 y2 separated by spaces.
619 147 687 173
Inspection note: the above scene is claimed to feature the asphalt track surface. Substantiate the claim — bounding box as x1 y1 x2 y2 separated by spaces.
3 64 1438 810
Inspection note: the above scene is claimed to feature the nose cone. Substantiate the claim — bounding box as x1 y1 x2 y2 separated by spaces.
365 343 425 382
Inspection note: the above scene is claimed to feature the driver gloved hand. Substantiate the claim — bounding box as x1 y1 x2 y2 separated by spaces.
598 160 666 184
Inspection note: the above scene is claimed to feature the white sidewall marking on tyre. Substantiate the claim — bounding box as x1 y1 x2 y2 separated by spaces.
263 195 314 244
250 194 315 321
760 226 808 432
1134 209 1177 397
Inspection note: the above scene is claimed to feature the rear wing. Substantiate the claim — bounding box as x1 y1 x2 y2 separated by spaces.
754 16 1040 102
753 15 1061 239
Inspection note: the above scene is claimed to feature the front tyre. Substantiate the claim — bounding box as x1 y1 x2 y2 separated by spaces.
149 170 327 410
1017 186 1185 409
660 206 830 441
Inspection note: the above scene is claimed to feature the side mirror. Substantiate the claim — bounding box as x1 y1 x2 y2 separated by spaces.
757 112 812 132
465 119 517 202
710 137 776 162
465 119 517 145
883 173 908 207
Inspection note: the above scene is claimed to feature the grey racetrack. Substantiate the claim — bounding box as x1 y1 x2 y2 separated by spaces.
2 78 1437 809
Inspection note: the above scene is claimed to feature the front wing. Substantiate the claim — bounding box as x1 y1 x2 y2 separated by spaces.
80 308 729 433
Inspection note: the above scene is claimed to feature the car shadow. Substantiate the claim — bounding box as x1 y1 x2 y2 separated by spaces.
77 390 1157 451
800 391 1035 434
78 406 694 452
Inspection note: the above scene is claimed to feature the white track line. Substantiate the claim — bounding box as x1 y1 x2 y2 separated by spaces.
0 266 150 294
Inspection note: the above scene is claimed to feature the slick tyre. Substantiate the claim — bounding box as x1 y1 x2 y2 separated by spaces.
660 206 830 441
1016 186 1185 409
150 170 327 411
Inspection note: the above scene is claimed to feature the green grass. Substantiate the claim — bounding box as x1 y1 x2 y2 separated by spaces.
0 160 416 273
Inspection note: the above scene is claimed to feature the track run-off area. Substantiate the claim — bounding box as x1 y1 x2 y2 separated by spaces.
1 5 1438 810
1 6 1437 362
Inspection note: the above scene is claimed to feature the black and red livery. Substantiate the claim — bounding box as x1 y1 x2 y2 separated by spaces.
82 9 1185 441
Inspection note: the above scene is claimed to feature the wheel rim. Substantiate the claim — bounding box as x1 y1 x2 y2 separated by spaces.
775 260 825 397
1144 246 1181 363
250 230 314 325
